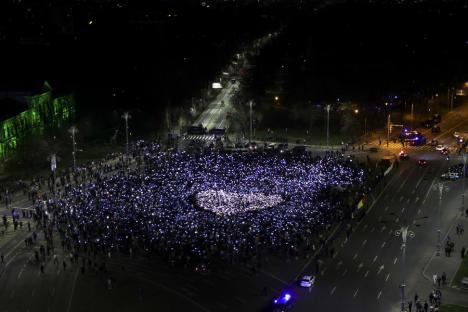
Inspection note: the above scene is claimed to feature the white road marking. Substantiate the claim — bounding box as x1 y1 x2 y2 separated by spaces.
352 253 358 260
373 256 378 263
415 197 420 203
381 241 386 248
342 269 348 276
330 286 336 295
362 239 367 246
377 265 384 274
357 263 363 272
395 217 400 223
337 260 343 268
411 189 416 194
370 227 375 233
385 273 390 282
377 291 382 299
389 229 393 235
401 207 405 213
406 198 410 204
353 289 359 298
364 270 369 278
417 208 421 215
394 257 398 264
384 206 389 211
381 225 386 232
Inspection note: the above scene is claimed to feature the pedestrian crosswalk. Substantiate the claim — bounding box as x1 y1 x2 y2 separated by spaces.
183 135 220 141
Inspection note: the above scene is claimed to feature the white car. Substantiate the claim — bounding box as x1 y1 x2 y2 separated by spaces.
299 275 316 288
435 145 446 151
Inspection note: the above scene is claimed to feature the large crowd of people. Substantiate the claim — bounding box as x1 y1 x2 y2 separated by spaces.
32 142 373 268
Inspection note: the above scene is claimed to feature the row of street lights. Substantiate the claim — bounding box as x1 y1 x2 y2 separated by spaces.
64 112 131 172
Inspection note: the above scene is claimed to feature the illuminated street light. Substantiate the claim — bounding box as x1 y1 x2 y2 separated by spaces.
121 112 131 156
68 126 78 170
432 182 449 256
354 109 359 114
274 96 279 101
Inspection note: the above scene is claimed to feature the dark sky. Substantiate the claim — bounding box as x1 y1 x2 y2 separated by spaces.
1 0 467 120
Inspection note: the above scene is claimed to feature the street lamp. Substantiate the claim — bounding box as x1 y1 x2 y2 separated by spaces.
326 104 331 148
432 182 449 256
392 214 427 312
68 126 78 171
462 153 467 216
249 101 253 143
121 112 131 156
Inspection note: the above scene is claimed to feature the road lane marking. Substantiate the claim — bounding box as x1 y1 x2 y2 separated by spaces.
357 263 363 272
401 207 405 213
342 269 348 276
352 253 357 260
394 257 398 264
362 240 367 246
337 260 343 268
415 197 420 203
373 256 378 263
353 289 359 298
411 189 415 194
381 241 386 248
364 270 369 278
377 265 384 274
381 225 386 232
384 206 389 211
377 291 382 299
385 273 390 282
370 227 375 233
330 286 336 295
395 217 399 223
406 198 410 204
417 208 421 215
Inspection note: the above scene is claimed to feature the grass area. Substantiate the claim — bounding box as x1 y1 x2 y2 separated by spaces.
452 254 468 288
253 127 345 145
440 305 468 312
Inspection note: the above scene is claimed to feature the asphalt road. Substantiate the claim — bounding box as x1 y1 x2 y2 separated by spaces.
193 81 238 131
0 109 468 312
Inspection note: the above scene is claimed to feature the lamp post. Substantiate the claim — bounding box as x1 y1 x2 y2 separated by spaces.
68 126 78 171
432 182 449 256
392 214 427 312
462 153 467 216
395 222 415 312
121 112 131 157
326 104 331 148
249 101 253 144
387 114 391 155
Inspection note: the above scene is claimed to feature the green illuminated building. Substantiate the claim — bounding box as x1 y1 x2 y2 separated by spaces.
0 81 75 159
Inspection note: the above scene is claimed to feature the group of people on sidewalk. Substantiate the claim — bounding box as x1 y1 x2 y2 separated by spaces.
407 290 443 312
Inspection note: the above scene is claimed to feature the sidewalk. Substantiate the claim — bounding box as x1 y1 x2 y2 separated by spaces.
423 215 468 306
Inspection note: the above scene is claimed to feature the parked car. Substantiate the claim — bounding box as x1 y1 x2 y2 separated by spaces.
441 172 460 181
